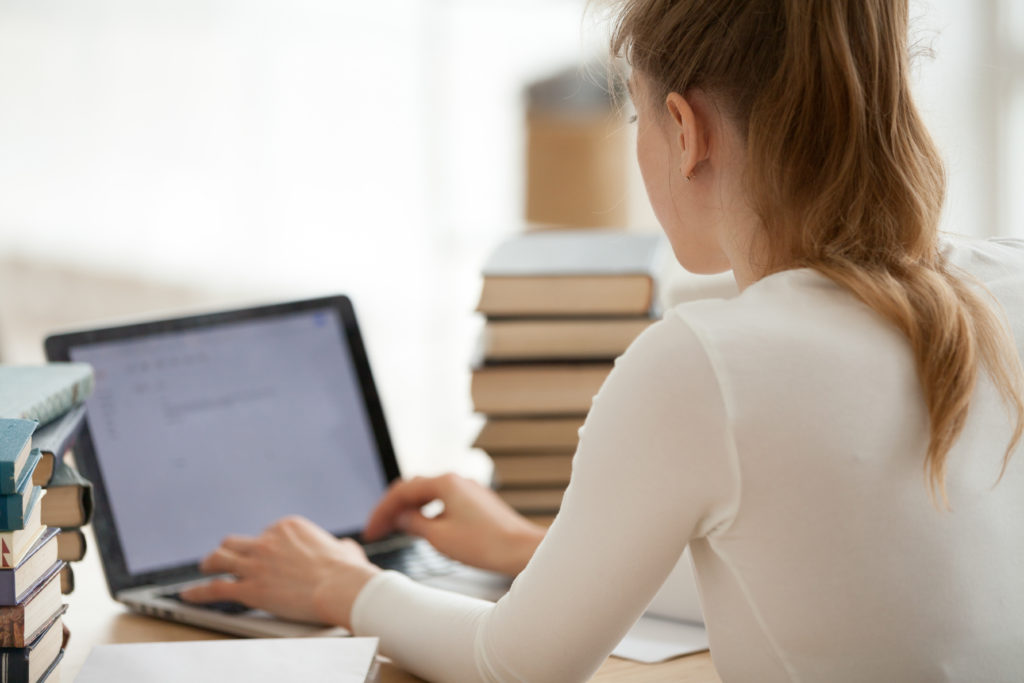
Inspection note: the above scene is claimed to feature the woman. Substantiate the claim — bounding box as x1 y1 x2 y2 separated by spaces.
184 1 1024 680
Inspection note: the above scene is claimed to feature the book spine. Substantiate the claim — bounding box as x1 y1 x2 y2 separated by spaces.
0 462 13 497
0 648 30 682
0 575 16 605
1 539 12 569
0 495 22 531
0 607 26 648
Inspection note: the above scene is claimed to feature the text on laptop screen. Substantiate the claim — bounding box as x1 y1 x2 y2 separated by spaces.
69 308 389 575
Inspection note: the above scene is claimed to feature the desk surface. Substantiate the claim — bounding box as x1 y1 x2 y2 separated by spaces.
63 527 721 682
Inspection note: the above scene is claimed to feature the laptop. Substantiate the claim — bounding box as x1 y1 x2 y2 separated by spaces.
44 295 510 638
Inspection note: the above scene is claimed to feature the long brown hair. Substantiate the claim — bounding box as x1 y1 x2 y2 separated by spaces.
610 0 1024 505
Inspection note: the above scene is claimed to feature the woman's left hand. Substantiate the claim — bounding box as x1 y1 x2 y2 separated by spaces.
179 515 380 630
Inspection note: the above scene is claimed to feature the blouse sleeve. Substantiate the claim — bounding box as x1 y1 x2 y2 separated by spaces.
351 310 740 682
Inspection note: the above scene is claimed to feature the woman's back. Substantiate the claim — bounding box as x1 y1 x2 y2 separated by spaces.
680 236 1024 681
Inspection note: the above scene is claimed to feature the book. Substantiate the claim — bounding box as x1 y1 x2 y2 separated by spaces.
474 416 585 453
40 461 92 528
524 513 557 527
0 364 94 429
1 487 44 569
491 452 574 487
482 317 653 361
477 230 667 317
0 571 64 648
55 529 85 563
0 473 41 532
29 455 53 491
28 406 86 488
75 637 380 683
496 487 566 513
34 647 63 683
58 565 72 596
0 420 39 496
471 363 612 416
0 530 61 606
0 609 65 683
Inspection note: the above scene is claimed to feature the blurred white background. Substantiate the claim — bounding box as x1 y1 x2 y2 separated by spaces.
0 0 1021 474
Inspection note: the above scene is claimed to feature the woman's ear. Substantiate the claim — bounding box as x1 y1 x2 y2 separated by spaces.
664 92 709 179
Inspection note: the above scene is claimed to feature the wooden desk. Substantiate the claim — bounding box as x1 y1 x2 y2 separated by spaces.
63 528 721 682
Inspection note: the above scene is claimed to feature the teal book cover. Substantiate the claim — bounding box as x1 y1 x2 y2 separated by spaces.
0 363 94 428
0 468 41 531
0 419 38 495
0 485 43 568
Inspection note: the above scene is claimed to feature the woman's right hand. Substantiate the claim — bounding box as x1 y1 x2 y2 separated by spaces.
363 474 546 576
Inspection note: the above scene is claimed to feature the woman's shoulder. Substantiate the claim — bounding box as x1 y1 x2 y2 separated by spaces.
659 268 912 390
665 267 861 339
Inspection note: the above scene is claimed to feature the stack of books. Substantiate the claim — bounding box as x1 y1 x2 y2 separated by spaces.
471 230 667 521
34 406 93 596
0 418 68 683
0 364 96 601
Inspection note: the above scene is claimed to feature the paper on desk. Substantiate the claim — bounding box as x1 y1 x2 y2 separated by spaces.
74 637 379 683
612 615 709 664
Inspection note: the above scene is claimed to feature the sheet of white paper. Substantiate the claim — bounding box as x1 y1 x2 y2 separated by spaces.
612 615 709 664
74 637 379 683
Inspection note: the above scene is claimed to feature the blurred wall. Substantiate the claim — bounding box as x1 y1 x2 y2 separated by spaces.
0 0 606 475
0 0 1020 473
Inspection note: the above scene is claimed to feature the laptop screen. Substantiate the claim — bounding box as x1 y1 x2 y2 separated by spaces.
67 306 390 576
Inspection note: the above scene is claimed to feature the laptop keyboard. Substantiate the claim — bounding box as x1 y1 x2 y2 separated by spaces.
370 539 459 580
162 540 457 615
163 592 252 614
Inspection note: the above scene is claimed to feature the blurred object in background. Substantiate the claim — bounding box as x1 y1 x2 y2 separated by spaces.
0 257 239 364
525 63 628 228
